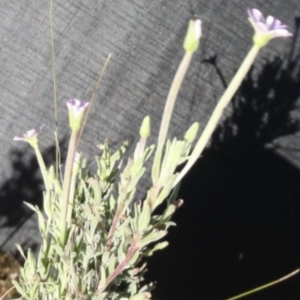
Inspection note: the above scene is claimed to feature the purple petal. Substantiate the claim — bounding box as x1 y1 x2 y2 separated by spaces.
271 28 293 37
13 136 25 141
194 19 202 40
248 8 264 23
13 125 44 142
67 99 89 117
272 19 283 29
248 8 292 38
255 22 269 33
26 129 38 138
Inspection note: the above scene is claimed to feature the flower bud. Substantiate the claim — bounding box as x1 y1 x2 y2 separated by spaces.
183 19 202 53
139 116 151 138
184 122 199 143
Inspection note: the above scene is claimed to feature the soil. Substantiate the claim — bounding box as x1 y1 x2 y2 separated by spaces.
0 251 21 299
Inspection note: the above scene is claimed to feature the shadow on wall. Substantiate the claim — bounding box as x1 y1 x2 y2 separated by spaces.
0 145 55 225
147 18 300 300
0 140 67 251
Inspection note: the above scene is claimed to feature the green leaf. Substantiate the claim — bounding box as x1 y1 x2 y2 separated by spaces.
12 280 28 299
127 167 146 193
146 241 169 256
153 175 176 209
117 241 126 262
23 201 37 212
144 145 155 161
129 281 138 295
138 230 167 248
159 203 176 225
92 292 108 300
102 251 110 265
98 266 107 291
92 178 102 205
15 243 26 260
43 190 52 217
24 248 36 279
54 178 62 195
27 248 36 268
110 141 128 164
138 202 151 231
109 195 116 210
129 292 151 300
36 207 47 238
128 250 140 267
107 256 116 276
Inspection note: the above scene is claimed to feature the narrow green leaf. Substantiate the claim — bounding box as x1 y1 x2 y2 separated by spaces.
15 243 26 260
12 280 28 299
138 202 151 231
138 230 167 248
146 241 169 256
128 250 140 267
98 266 107 291
130 292 151 300
107 256 116 276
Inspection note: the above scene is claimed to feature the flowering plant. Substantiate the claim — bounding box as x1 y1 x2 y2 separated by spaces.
9 8 293 300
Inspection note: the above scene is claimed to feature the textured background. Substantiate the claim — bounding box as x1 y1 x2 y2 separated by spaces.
1 0 300 299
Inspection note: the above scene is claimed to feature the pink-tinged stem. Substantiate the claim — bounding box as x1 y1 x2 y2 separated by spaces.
97 232 141 293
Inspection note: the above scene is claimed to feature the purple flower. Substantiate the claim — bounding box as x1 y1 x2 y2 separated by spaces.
67 99 89 117
13 125 45 146
248 8 292 46
67 99 89 131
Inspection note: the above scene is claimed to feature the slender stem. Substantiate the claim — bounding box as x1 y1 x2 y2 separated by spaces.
105 167 132 250
152 52 193 182
49 0 59 175
76 54 112 149
134 137 147 160
225 269 299 300
173 45 260 187
0 286 16 300
97 233 141 293
148 181 161 212
34 146 49 191
60 130 80 245
105 204 123 250
66 160 79 226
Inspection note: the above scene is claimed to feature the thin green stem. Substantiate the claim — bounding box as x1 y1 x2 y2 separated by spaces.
49 0 59 176
33 146 49 191
60 130 80 245
66 156 80 225
173 44 260 187
152 51 193 182
225 269 299 300
76 54 112 149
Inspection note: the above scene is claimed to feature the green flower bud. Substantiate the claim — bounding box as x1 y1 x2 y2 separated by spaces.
183 19 202 53
184 122 199 143
139 116 151 138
